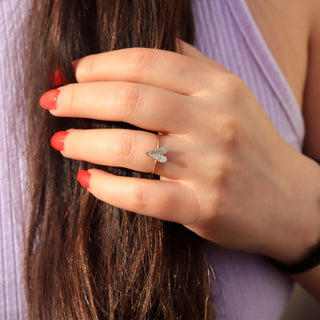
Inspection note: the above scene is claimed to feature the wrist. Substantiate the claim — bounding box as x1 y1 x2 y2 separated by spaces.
270 241 320 274
269 155 320 271
265 151 320 265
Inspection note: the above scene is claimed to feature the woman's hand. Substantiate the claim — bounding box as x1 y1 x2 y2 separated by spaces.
40 42 320 264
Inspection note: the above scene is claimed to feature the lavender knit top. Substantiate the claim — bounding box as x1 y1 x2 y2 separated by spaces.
1 0 303 319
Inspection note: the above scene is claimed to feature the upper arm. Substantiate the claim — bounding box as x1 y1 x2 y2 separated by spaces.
303 2 320 158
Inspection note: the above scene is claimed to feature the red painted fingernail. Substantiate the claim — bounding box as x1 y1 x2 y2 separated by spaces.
77 170 91 189
50 131 69 151
39 89 60 110
54 68 67 86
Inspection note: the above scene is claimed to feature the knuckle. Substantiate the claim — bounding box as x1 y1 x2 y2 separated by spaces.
168 55 193 81
114 131 135 161
201 186 226 225
160 194 179 215
215 158 232 192
209 172 230 220
131 182 148 211
77 58 95 80
217 73 245 101
221 117 240 146
96 91 111 110
211 114 241 149
129 49 154 72
205 157 233 216
64 84 77 113
119 84 143 116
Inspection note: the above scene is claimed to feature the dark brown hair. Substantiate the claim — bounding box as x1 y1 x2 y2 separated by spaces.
25 0 214 319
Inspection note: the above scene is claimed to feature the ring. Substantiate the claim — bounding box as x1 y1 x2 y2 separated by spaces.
145 136 168 175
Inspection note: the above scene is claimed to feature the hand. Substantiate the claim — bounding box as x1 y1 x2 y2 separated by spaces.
40 41 320 264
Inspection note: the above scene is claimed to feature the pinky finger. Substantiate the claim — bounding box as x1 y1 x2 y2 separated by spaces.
77 169 199 225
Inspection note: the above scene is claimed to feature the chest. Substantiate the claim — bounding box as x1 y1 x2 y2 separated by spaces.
245 0 309 109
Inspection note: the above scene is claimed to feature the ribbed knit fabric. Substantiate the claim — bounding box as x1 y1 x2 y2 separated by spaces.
0 0 29 319
0 0 304 319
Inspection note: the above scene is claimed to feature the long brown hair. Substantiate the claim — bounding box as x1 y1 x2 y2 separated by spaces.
25 0 214 319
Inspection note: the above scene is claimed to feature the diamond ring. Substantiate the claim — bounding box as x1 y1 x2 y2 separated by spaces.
145 137 168 174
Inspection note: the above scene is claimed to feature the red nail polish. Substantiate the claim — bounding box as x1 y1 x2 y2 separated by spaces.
77 170 91 189
50 131 69 151
54 68 66 86
39 89 60 110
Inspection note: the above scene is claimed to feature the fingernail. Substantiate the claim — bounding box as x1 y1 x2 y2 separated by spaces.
77 170 91 189
39 89 60 110
54 68 66 86
50 131 69 151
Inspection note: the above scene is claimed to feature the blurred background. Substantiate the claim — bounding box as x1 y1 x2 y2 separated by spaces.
282 285 320 319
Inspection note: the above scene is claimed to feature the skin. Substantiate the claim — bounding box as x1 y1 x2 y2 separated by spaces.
42 0 320 300
247 0 320 300
246 0 309 109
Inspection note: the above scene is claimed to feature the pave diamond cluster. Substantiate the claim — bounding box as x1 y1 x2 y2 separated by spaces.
145 147 168 163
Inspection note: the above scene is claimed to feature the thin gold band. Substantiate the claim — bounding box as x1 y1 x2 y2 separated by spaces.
151 138 160 175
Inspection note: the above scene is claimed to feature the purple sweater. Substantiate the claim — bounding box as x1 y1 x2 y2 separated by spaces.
1 0 303 318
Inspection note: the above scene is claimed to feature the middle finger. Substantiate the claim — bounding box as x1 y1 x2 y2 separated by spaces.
41 82 196 134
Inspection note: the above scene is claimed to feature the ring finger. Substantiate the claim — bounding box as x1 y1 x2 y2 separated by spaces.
52 128 188 179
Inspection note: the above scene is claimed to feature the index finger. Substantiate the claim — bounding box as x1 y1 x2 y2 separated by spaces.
74 47 209 95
